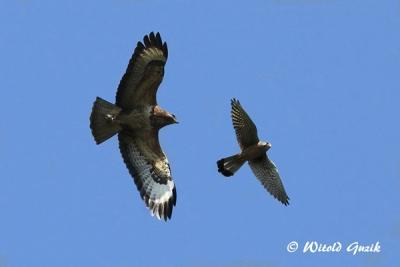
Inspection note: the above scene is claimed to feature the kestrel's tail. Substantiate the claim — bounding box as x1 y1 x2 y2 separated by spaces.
217 154 245 177
90 97 122 145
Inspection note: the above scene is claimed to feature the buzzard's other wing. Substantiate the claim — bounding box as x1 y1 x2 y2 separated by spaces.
248 154 289 205
118 131 176 221
231 98 259 149
116 32 168 109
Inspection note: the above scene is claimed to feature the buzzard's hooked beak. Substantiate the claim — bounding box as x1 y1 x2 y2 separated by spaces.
172 114 178 124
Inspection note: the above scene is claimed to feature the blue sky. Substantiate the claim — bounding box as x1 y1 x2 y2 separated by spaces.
1 0 399 266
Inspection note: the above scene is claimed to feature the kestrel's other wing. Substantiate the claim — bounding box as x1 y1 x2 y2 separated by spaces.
118 131 176 221
116 32 168 109
231 98 259 149
248 154 290 205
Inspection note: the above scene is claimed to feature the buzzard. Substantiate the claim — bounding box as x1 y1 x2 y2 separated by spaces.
90 32 177 221
217 99 290 205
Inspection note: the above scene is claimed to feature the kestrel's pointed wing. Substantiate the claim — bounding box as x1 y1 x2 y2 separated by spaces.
231 98 259 149
118 131 176 221
248 154 289 205
116 32 168 109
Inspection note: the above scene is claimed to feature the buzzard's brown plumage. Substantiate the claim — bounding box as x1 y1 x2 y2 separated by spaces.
116 32 168 108
217 98 290 206
90 32 177 221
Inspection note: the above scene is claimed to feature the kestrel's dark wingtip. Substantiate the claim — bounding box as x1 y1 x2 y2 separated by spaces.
217 159 234 177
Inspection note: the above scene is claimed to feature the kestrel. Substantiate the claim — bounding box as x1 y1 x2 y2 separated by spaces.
90 32 177 221
217 98 290 205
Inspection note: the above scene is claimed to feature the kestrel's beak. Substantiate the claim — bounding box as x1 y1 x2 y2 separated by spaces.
267 142 272 148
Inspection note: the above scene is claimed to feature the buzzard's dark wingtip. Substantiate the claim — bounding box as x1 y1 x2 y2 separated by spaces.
143 34 151 47
159 184 176 222
217 159 234 177
231 98 240 105
149 32 156 41
138 32 168 59
172 186 177 206
280 196 290 206
163 42 168 59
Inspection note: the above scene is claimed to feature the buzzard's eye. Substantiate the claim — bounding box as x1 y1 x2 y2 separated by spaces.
172 114 176 118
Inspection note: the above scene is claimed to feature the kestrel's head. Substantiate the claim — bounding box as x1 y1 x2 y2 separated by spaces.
259 141 272 151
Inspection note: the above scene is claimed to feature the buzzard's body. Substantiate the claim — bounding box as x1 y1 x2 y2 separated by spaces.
90 32 177 221
217 99 290 206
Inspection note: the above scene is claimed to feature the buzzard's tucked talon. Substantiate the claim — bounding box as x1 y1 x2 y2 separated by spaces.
105 114 115 122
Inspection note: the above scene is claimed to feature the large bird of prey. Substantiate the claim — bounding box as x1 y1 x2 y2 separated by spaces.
90 32 177 221
217 99 290 205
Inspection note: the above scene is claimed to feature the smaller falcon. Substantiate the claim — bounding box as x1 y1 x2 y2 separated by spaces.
217 98 290 205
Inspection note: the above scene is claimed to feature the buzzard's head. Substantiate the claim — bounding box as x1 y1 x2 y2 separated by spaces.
165 112 178 125
152 106 178 128
259 141 272 151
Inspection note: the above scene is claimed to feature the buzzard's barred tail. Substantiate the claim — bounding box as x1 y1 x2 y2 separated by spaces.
217 154 245 177
90 97 122 144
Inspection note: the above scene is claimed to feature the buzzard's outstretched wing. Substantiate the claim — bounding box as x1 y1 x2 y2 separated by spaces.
249 154 289 205
116 32 168 109
231 98 259 149
118 131 176 221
